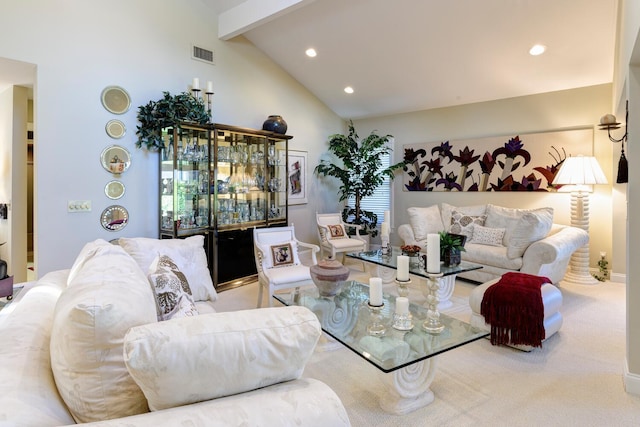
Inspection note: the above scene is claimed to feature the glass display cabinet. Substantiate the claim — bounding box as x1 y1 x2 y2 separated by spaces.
159 122 292 289
159 124 211 238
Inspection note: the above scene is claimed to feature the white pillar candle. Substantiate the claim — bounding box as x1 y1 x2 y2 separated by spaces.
396 297 409 315
381 222 390 238
206 81 214 93
192 77 200 90
397 255 410 281
384 210 390 224
369 277 383 306
427 233 441 273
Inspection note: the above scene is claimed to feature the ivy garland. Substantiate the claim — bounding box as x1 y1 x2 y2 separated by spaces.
135 91 210 151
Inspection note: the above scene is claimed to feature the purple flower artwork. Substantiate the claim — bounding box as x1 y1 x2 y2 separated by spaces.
402 128 593 192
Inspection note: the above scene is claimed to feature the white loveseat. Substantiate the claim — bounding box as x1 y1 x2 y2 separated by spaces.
398 203 589 284
0 237 350 427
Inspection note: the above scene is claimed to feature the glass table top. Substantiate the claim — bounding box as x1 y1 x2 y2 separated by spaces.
346 248 482 278
274 280 488 373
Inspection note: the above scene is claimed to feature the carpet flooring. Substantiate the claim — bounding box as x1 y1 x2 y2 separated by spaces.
212 262 640 426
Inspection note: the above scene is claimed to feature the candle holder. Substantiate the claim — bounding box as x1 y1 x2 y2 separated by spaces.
394 278 411 298
392 311 414 331
205 91 214 123
422 272 445 334
191 87 201 100
366 302 386 336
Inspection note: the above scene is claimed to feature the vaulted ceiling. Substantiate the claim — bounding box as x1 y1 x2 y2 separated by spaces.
204 0 618 120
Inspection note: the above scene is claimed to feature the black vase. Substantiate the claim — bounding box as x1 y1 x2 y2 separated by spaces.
262 115 288 134
443 248 461 267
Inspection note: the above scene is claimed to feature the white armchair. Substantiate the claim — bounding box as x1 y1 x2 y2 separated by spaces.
316 213 367 261
253 226 320 308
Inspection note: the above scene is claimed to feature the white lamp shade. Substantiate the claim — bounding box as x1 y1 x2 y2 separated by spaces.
552 156 607 189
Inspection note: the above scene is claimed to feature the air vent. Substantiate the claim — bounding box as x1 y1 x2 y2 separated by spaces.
192 45 215 65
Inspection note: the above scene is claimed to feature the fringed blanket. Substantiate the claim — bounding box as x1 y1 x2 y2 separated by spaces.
480 272 550 348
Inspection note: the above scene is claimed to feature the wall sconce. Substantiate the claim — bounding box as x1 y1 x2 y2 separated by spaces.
598 100 628 183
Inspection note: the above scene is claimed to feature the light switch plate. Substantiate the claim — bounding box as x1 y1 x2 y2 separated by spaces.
68 200 92 212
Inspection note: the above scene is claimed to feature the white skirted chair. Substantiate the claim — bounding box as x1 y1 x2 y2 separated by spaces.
316 213 367 261
253 226 320 308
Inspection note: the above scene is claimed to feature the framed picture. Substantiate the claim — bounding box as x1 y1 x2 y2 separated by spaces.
284 150 308 205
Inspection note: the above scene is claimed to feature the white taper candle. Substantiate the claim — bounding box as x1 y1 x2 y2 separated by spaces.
427 233 441 273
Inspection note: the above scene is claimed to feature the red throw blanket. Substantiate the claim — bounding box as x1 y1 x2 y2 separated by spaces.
480 272 550 348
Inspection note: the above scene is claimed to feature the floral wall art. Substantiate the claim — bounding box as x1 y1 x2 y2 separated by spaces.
402 127 593 192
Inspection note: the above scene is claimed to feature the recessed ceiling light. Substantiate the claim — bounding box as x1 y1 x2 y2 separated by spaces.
305 48 317 58
344 86 354 94
529 44 546 56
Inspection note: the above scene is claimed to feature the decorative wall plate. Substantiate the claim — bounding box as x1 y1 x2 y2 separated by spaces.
101 86 131 114
101 145 131 175
105 119 126 139
100 205 129 231
105 180 125 200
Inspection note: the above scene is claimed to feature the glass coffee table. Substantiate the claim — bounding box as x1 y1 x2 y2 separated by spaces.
274 281 488 415
347 248 482 310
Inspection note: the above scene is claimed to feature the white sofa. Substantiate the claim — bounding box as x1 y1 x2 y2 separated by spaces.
0 237 350 427
397 203 589 284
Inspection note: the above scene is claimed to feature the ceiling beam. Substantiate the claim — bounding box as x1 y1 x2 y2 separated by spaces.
218 0 315 40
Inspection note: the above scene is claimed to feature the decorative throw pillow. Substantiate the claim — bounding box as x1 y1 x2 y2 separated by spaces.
449 210 487 238
118 236 216 302
147 255 199 321
470 224 506 247
408 206 444 241
440 203 487 233
258 240 301 269
327 224 346 239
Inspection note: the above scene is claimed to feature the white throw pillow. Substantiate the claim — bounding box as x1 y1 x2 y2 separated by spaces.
66 238 112 285
407 206 445 241
50 244 158 424
508 208 554 258
123 306 321 411
258 240 301 269
119 235 217 302
484 205 553 258
449 210 487 238
470 224 506 247
147 255 199 321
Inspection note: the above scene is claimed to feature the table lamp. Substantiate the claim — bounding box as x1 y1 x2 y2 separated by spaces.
552 155 607 284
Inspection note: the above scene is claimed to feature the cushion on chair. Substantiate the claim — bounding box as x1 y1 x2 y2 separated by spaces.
325 238 365 250
264 264 312 285
327 224 347 239
258 240 301 269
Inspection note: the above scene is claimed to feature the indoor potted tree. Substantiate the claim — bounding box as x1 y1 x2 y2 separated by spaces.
439 231 467 266
135 91 210 151
315 121 406 238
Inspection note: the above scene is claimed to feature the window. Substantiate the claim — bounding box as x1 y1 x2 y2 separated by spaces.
347 151 392 225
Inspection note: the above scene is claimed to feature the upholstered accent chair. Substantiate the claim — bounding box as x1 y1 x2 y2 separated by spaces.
316 213 367 261
253 226 320 308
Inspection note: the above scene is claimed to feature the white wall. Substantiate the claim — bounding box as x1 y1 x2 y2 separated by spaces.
0 0 344 276
354 84 617 273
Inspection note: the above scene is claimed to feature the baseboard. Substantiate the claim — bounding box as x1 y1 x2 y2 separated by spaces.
624 359 640 395
610 272 626 283
588 268 626 283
